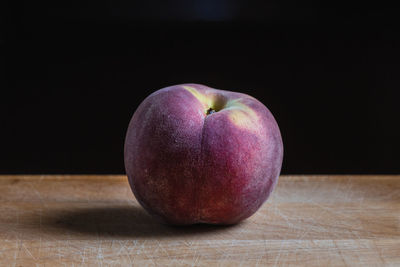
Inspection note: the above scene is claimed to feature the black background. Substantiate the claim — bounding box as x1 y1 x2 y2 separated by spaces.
2 2 400 174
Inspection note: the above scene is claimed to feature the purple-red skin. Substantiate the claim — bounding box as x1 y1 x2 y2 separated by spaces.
124 84 283 225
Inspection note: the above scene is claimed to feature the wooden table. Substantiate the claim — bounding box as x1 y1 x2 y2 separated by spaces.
0 175 399 266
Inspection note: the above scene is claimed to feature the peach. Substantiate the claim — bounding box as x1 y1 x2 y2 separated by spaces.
124 84 283 225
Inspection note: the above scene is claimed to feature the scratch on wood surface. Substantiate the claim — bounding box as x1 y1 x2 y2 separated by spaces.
333 240 348 267
272 203 294 230
57 241 62 262
191 250 201 267
137 240 146 256
190 246 202 267
238 243 250 267
311 240 321 266
140 240 156 266
373 239 387 265
12 239 19 267
273 240 285 267
157 239 172 260
116 241 125 257
27 182 44 204
122 241 133 266
80 245 86 265
257 238 269 267
96 239 104 266
22 242 37 260
296 205 328 240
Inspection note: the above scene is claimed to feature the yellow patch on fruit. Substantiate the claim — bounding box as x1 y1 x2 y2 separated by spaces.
225 99 260 132
182 86 259 131
183 85 226 115
183 86 211 107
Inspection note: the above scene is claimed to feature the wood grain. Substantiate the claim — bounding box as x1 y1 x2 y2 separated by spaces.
0 175 399 266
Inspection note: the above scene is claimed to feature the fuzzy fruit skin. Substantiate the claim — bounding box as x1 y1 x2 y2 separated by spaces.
124 84 283 225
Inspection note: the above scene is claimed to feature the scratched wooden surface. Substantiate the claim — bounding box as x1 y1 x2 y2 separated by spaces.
0 175 399 266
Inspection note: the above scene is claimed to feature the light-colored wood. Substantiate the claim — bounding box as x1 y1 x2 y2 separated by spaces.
0 175 399 266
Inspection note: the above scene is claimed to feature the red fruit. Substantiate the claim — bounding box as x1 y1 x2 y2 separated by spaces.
124 84 283 225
